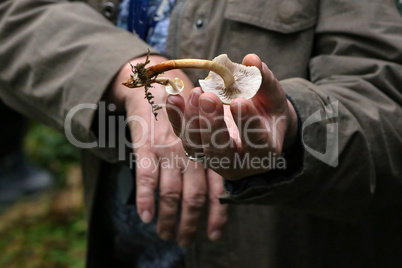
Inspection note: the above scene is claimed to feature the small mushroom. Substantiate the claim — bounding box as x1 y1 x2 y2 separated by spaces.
199 54 262 104
155 77 184 95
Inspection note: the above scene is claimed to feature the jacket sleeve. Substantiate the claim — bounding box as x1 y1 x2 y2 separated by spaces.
220 0 402 222
0 0 154 161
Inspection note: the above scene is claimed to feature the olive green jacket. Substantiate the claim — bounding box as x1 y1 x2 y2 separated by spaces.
1 0 402 267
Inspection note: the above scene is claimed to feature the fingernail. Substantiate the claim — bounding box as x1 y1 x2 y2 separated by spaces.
140 210 152 223
189 90 201 107
167 97 175 105
251 53 261 61
160 231 172 241
209 230 222 241
200 97 216 113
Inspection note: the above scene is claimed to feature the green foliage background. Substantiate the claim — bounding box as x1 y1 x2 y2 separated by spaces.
25 122 80 186
0 122 86 268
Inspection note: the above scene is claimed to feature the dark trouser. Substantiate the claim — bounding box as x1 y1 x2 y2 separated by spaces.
87 161 185 268
0 100 26 159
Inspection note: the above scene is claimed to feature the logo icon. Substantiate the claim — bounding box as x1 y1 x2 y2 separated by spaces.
302 101 339 167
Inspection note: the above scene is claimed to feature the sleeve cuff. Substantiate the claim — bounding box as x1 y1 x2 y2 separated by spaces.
219 78 373 222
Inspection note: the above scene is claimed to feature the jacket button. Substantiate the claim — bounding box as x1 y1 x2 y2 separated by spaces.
102 2 117 21
195 19 205 29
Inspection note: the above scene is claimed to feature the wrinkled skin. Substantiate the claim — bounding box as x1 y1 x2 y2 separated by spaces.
106 55 228 247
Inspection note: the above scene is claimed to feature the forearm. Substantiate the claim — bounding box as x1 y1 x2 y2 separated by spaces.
0 0 153 145
222 73 402 222
221 0 402 221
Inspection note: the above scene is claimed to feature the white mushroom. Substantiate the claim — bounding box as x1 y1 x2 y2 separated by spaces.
199 54 262 104
155 77 184 95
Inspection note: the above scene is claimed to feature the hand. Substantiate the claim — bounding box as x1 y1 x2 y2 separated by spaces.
166 54 298 180
106 55 227 246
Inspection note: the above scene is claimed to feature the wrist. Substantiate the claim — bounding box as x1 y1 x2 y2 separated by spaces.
104 55 171 113
106 55 195 116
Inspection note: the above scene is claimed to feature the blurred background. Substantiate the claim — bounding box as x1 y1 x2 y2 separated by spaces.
0 121 86 268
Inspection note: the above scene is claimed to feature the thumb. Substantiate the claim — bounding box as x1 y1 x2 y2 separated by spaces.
242 54 286 110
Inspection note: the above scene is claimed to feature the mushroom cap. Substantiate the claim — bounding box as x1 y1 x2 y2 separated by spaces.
199 54 262 104
165 77 184 95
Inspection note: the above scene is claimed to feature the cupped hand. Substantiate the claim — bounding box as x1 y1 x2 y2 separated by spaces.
166 54 298 180
108 55 227 247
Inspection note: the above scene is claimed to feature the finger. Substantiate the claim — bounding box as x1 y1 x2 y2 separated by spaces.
177 162 207 247
259 62 286 108
230 99 269 150
198 92 236 159
242 54 285 109
135 150 159 223
182 87 204 156
242 54 272 94
157 163 183 241
166 94 185 137
206 169 227 241
259 65 286 110
242 53 263 71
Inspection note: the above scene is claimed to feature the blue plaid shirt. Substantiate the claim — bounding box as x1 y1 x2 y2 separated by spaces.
117 0 176 54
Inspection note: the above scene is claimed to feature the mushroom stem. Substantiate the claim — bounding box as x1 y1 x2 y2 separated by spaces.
154 77 170 86
154 77 184 95
145 59 235 89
